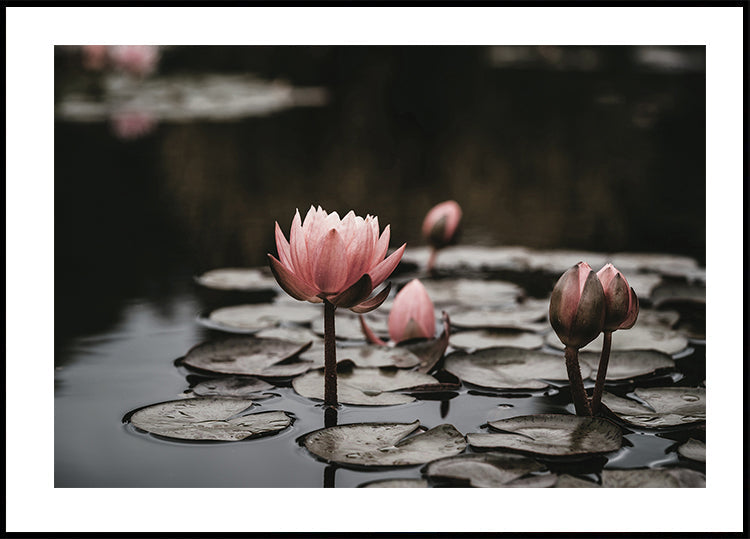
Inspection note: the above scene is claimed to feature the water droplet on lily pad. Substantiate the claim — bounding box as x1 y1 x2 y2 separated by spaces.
292 368 439 406
452 329 544 351
128 398 292 441
601 387 705 428
301 421 466 467
445 347 577 390
467 414 623 456
181 337 313 377
424 452 550 487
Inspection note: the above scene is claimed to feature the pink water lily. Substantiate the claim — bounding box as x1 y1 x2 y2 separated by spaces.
388 279 436 343
422 200 462 249
596 263 639 331
269 206 406 313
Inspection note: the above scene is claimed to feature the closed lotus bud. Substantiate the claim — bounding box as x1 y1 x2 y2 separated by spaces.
549 262 606 349
422 200 462 249
597 264 639 331
388 279 436 343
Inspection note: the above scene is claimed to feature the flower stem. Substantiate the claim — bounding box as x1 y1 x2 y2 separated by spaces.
426 248 438 274
564 346 592 416
323 299 338 408
591 330 612 415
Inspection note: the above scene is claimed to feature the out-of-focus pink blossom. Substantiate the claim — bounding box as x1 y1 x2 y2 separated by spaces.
422 200 462 249
82 45 109 70
269 206 406 313
387 279 436 343
109 45 160 77
111 110 157 140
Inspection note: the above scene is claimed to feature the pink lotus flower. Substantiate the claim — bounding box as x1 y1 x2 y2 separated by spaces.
549 261 606 349
422 200 462 249
269 206 406 312
109 45 160 77
596 263 639 331
388 279 436 343
82 45 108 70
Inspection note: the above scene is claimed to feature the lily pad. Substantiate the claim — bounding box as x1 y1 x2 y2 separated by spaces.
359 478 429 488
553 474 599 488
451 329 544 351
301 421 467 467
579 350 675 381
195 267 279 292
182 337 313 377
524 250 610 275
467 414 623 456
206 302 320 332
424 452 551 488
301 344 421 369
546 326 688 356
292 368 439 405
449 299 549 331
191 377 274 397
445 347 580 390
312 311 390 340
256 326 322 345
608 253 700 280
421 279 523 308
651 280 706 308
129 398 292 441
601 468 705 487
400 245 532 273
677 438 706 462
601 387 705 428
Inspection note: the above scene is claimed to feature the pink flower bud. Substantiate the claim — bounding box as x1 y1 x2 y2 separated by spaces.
597 263 639 331
269 206 406 313
388 279 436 343
422 200 462 249
82 45 108 71
549 262 606 349
109 45 160 77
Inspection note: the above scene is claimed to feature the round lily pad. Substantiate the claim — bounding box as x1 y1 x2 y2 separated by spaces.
624 272 663 300
546 326 688 356
195 268 279 292
421 279 523 308
467 414 623 456
182 337 313 377
601 387 705 428
359 478 429 488
424 452 550 487
677 438 706 462
449 299 549 331
524 250 610 275
301 344 421 369
292 368 439 406
578 350 675 381
608 253 700 280
601 468 705 488
451 330 544 351
553 474 599 488
651 280 706 308
301 421 467 467
128 398 292 441
191 377 274 398
444 347 580 390
400 245 532 273
206 302 320 332
256 326 322 345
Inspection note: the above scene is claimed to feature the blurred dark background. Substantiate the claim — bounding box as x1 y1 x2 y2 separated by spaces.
54 45 705 341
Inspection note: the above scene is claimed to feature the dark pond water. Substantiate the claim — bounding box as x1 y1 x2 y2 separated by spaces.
54 46 706 488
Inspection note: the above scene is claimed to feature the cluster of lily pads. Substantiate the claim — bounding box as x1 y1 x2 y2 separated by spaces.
125 205 705 488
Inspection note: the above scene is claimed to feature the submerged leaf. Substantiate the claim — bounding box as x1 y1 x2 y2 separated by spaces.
292 368 438 405
579 349 675 381
129 398 291 441
301 421 466 467
182 337 313 377
445 347 579 390
601 468 705 488
451 330 544 351
467 414 622 456
191 377 274 397
601 387 705 428
424 452 550 487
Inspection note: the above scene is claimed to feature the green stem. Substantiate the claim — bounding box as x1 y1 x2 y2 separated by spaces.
564 346 592 416
323 300 338 408
591 331 612 415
